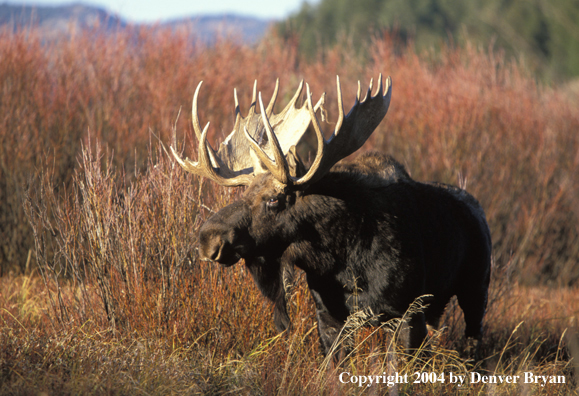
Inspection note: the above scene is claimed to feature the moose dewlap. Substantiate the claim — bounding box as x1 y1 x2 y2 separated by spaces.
171 75 492 359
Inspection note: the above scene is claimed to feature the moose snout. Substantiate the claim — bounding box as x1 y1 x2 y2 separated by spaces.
198 200 251 265
199 227 239 265
199 232 226 261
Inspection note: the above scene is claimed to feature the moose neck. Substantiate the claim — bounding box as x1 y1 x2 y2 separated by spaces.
282 170 399 276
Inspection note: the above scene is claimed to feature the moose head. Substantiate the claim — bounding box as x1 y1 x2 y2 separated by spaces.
171 75 391 267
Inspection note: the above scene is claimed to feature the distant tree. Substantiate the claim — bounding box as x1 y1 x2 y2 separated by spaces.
278 0 579 81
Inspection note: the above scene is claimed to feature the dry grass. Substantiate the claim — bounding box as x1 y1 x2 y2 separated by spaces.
2 270 578 394
1 25 578 394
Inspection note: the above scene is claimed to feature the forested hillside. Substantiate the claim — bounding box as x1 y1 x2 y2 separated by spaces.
279 0 579 82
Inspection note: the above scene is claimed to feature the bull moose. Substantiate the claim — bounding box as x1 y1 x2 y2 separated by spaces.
171 75 492 358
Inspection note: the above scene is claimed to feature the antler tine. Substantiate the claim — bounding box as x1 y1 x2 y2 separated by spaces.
171 122 211 176
247 80 258 117
363 77 373 102
288 80 305 108
292 83 327 187
192 82 204 140
232 88 241 133
192 81 220 166
180 122 215 179
259 92 290 184
266 79 279 116
313 92 326 111
334 75 344 137
243 93 290 186
197 122 217 177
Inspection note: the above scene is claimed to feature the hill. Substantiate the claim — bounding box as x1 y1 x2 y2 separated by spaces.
166 14 272 44
0 3 125 36
0 3 271 43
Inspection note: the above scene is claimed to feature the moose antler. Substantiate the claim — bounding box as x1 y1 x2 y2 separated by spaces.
247 74 392 190
171 80 324 186
172 76 391 189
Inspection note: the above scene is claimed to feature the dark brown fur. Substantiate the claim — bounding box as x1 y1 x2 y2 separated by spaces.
198 152 491 358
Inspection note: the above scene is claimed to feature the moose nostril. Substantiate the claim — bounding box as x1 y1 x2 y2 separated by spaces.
199 233 227 262
209 240 223 261
199 226 239 263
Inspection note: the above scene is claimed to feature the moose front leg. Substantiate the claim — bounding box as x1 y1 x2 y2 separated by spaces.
245 257 294 332
273 293 291 332
316 310 345 356
309 289 346 359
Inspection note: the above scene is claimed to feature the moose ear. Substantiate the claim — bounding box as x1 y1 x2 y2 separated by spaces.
286 145 306 178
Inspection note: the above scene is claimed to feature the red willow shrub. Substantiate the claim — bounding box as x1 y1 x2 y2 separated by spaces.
3 25 579 288
25 142 277 347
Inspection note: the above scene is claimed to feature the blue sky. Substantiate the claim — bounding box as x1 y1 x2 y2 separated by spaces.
7 0 313 22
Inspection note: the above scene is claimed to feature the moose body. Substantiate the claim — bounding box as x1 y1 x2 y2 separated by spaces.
172 75 491 357
199 152 491 353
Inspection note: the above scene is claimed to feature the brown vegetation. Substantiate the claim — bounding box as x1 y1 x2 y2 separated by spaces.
1 25 579 394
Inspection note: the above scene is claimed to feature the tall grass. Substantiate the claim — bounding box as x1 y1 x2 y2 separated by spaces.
1 25 578 394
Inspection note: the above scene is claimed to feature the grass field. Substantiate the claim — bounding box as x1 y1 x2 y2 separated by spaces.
1 26 579 394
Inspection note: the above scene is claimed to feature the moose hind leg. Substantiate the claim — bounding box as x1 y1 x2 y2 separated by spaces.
408 311 428 351
457 287 488 341
424 295 452 332
457 287 488 360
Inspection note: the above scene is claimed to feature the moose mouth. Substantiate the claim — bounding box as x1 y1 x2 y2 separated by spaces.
216 255 241 267
211 241 247 267
207 244 241 267
199 253 239 267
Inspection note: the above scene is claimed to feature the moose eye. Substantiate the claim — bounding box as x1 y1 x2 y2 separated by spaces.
267 198 279 209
